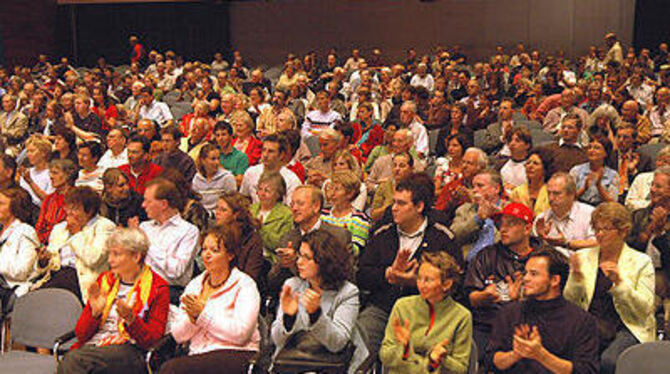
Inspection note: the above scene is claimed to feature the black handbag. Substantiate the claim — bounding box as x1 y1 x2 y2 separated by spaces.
275 330 354 364
0 275 18 319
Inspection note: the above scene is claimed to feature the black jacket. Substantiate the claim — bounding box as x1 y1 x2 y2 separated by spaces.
357 216 461 313
99 191 146 227
463 237 548 330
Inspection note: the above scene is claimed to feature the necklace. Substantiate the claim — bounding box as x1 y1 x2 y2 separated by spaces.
207 273 227 288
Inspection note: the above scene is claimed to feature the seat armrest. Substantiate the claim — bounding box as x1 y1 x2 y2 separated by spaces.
53 330 76 360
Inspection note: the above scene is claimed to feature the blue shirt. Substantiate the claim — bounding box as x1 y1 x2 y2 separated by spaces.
569 163 619 206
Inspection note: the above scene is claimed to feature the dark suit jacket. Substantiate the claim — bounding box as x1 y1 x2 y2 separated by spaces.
357 216 462 313
605 150 654 182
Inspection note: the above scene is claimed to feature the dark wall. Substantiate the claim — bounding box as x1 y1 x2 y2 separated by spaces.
634 0 670 52
229 0 636 66
0 0 58 67
57 2 232 67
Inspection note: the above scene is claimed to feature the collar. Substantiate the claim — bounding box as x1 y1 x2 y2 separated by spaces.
397 218 428 239
558 138 581 148
153 213 181 228
300 219 322 236
523 295 566 313
548 201 577 222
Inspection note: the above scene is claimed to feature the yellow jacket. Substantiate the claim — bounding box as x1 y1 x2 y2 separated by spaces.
563 244 656 343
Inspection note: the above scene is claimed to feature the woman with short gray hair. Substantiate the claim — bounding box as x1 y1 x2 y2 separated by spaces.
57 226 170 374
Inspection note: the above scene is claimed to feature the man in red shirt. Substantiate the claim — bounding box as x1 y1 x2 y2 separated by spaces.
119 135 163 196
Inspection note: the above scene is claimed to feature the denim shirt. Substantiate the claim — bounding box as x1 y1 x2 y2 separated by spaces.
570 163 619 206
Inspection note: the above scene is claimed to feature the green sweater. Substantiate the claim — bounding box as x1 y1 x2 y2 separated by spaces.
250 202 294 262
380 295 472 374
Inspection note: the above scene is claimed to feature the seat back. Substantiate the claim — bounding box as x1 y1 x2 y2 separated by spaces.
615 341 670 374
10 289 82 349
468 339 478 374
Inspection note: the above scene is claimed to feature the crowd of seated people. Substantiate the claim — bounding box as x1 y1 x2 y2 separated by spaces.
0 31 668 373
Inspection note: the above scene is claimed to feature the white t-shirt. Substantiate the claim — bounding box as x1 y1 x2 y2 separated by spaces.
19 167 54 206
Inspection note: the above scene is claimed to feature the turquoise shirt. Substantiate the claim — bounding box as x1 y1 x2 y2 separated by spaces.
220 147 249 176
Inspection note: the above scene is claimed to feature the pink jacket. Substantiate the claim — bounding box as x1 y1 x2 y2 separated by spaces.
171 268 261 354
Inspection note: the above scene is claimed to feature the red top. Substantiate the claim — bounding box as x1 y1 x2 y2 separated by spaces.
73 269 169 350
352 121 384 159
91 105 118 132
232 136 263 166
35 191 67 244
287 160 306 182
119 162 164 196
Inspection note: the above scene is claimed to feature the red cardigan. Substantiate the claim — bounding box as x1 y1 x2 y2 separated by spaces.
232 136 262 166
119 162 164 196
73 269 169 350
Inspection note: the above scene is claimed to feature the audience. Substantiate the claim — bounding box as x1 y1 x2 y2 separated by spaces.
2 34 670 373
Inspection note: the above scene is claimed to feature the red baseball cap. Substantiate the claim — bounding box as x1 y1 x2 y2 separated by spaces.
495 202 534 225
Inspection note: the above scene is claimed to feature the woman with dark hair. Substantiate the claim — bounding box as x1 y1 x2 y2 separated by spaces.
75 140 105 193
91 85 118 131
498 126 533 191
34 159 78 243
271 229 360 372
214 193 263 283
510 150 551 215
380 251 472 373
52 126 79 166
0 187 39 296
570 136 619 206
99 168 146 226
160 167 210 233
435 103 473 156
161 225 260 374
40 100 65 136
434 133 470 198
34 186 116 301
192 143 237 216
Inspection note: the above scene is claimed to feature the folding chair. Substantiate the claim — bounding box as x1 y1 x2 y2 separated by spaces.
0 289 82 374
615 341 670 374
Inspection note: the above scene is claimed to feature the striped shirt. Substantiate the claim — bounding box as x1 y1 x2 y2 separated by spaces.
320 208 371 257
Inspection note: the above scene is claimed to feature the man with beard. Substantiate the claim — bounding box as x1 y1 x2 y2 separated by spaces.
487 248 599 373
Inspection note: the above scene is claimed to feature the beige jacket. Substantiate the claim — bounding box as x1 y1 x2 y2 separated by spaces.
41 215 116 302
564 244 656 343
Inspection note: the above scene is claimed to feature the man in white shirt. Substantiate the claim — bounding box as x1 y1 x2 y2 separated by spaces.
399 100 428 157
626 72 654 108
136 86 173 127
97 128 128 171
239 133 302 205
534 172 598 256
649 87 670 139
140 178 199 304
301 91 342 138
409 63 435 92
